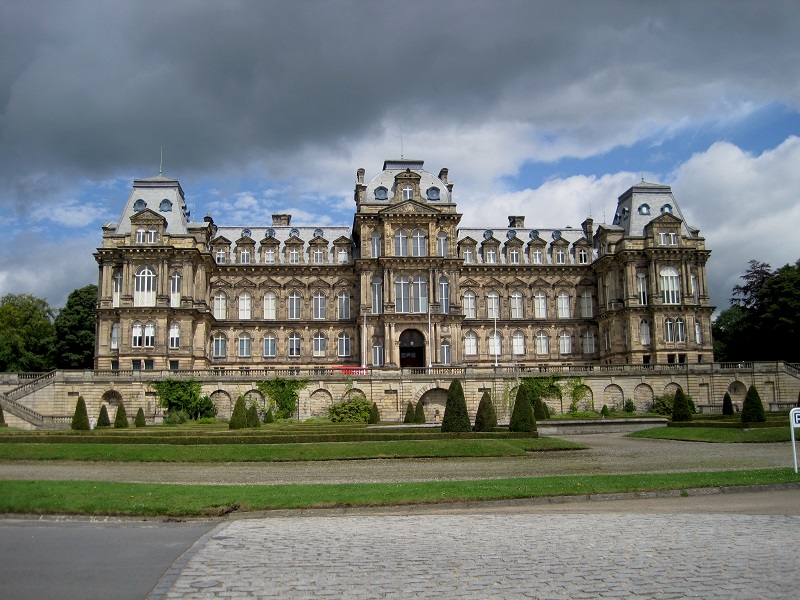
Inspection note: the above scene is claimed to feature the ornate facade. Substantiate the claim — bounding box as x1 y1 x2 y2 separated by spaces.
94 159 714 371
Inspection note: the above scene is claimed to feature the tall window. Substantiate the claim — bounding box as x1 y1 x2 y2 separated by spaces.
170 272 181 307
463 248 473 264
263 334 276 357
402 184 414 200
535 330 549 355
637 273 648 305
240 248 251 264
412 276 428 313
238 333 251 357
580 291 593 318
512 331 525 355
263 247 275 264
288 333 301 357
577 247 589 264
337 248 348 264
131 322 143 347
136 228 146 244
212 333 226 358
337 333 351 357
144 322 155 347
463 291 476 319
489 331 501 356
394 230 408 257
532 248 543 264
288 291 301 319
690 274 699 303
510 291 524 319
676 318 686 342
533 291 546 319
437 232 448 257
371 277 382 314
313 247 325 264
695 321 703 344
313 332 327 357
313 291 326 320
464 331 478 355
395 277 410 313
372 343 384 366
659 230 678 245
238 292 251 320
487 292 500 319
213 292 227 320
412 229 427 257
582 330 595 354
337 291 350 320
289 248 300 264
169 323 180 350
558 331 571 354
263 292 277 319
215 248 226 264
555 247 566 264
660 267 681 304
640 319 651 345
112 271 122 308
439 277 449 314
440 341 451 365
557 291 571 318
134 266 156 307
110 323 120 350
508 247 520 264
371 232 382 258
484 247 496 264
665 318 675 342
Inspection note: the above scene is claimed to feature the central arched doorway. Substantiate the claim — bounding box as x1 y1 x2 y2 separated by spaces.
399 329 426 368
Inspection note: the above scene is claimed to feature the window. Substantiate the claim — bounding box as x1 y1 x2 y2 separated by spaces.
112 272 122 308
170 272 181 307
110 323 120 350
637 273 648 305
213 333 227 358
402 184 414 200
558 331 571 354
412 229 427 257
133 199 146 211
372 342 384 366
313 247 325 264
463 291 476 319
263 292 277 319
412 276 428 313
395 277 410 313
557 291 571 318
464 331 478 355
439 277 449 314
264 248 275 264
239 292 252 320
371 277 382 314
288 292 301 319
132 322 143 347
337 248 348 264
239 334 252 357
489 331 501 356
136 228 146 244
371 232 381 258
132 359 142 370
147 229 157 243
676 318 686 342
512 331 525 355
695 321 702 344
337 333 351 357
313 291 326 320
288 333 301 357
337 291 350 320
511 291 524 319
533 291 546 319
660 267 681 304
640 319 651 345
582 330 595 354
484 247 496 264
659 230 678 245
394 230 408 257
440 341 451 365
463 248 473 264
240 248 251 264
690 274 699 303
263 334 276 357
555 247 566 264
215 248 226 264
535 331 549 355
532 248 543 264
169 360 179 371
665 318 675 342
169 323 180 349
437 232 448 257
313 332 327 357
577 247 589 264
639 203 650 215
160 199 172 212
144 323 155 347
487 292 500 319
213 292 227 319
134 266 156 307
289 248 300 264
580 291 593 318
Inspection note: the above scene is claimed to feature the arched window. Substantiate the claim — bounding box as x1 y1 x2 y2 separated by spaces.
665 318 675 342
170 272 181 308
394 230 408 257
440 340 451 365
133 199 146 211
412 276 428 313
580 291 593 318
510 291 524 319
512 331 525 355
288 291 301 319
337 291 350 320
372 342 384 366
464 331 478 355
110 323 120 350
213 292 227 320
313 332 327 357
395 276 410 313
112 271 122 308
489 331 501 356
533 291 547 319
412 229 427 257
439 277 449 314
263 292 277 320
134 266 156 307
660 267 681 304
463 291 476 319
371 277 383 315
437 232 448 257
582 330 595 354
640 319 651 345
557 291 571 318
535 330 549 355
402 184 414 200
159 199 172 212
263 333 276 357
487 291 500 319
169 323 180 349
337 333 351 357
371 232 382 258
313 291 326 320
212 333 227 358
238 333 251 357
288 332 301 357
558 331 571 354
144 322 155 347
676 318 686 342
132 322 143 347
238 292 252 320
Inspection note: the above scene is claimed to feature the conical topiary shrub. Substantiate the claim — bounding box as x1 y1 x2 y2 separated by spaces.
134 407 146 427
441 379 471 433
741 385 766 424
600 404 611 417
229 396 248 429
369 402 380 424
533 396 549 421
403 402 415 423
114 401 129 428
473 391 497 432
71 396 90 430
509 385 536 432
414 398 426 424
671 389 692 422
246 404 261 428
722 392 734 416
0 402 5 425
97 404 111 427
263 407 274 423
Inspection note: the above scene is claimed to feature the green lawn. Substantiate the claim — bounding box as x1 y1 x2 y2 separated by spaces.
628 426 792 443
0 468 796 516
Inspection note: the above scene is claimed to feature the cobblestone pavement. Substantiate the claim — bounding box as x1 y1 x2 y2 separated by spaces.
152 512 800 599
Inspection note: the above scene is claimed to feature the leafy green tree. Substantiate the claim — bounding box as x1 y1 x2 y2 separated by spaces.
246 404 261 428
414 398 426 424
134 407 146 427
509 385 536 432
722 392 734 416
473 391 497 432
150 379 216 420
441 379 470 433
712 305 748 362
256 378 308 419
53 285 97 369
327 395 372 423
97 404 111 427
403 402 415 423
263 407 274 423
624 399 636 413
114 401 129 428
71 396 90 430
0 293 56 372
229 396 248 429
369 402 380 424
741 385 766 423
600 404 611 417
671 389 692 422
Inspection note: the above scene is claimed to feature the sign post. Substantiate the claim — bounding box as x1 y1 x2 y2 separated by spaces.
790 408 800 474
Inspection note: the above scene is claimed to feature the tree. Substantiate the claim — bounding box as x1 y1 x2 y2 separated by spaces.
414 398 426 424
741 385 766 424
600 404 611 417
256 378 308 419
0 402 5 425
71 396 90 430
722 392 734 416
0 293 56 372
712 305 748 362
671 389 692 422
150 379 216 420
97 404 111 427
229 396 248 429
534 397 549 421
403 402 415 423
246 404 261 428
369 402 380 424
263 407 274 423
509 385 536 432
473 391 497 432
134 407 146 427
53 285 97 369
114 401 129 428
441 379 471 433
327 395 372 423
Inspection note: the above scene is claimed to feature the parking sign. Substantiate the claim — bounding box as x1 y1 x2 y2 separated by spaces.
791 408 800 473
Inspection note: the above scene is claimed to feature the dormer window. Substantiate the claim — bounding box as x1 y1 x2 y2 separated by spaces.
661 204 673 214
621 208 629 220
215 248 226 264
483 230 493 240
241 228 251 238
659 231 678 246
426 187 440 201
289 248 300 264
529 230 539 240
484 247 496 264
507 230 517 240
577 247 589 264
290 228 300 238
555 247 566 264
375 186 388 201
240 248 251 264
159 199 172 212
639 204 650 215
133 199 146 211
552 230 562 240
265 228 276 238
313 228 324 238
402 185 414 201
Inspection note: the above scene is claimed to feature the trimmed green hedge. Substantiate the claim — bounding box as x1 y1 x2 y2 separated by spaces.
666 420 787 429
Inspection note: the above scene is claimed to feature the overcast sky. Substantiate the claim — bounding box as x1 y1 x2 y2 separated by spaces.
1 0 799 313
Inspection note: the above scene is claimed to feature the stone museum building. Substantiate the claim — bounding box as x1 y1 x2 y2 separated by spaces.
94 159 714 373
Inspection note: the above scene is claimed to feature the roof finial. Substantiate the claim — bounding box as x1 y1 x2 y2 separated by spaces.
641 171 644 183
159 146 163 176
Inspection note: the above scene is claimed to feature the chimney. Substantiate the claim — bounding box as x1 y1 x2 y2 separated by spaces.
272 214 291 226
582 217 594 244
438 168 449 184
508 216 525 228
356 168 365 184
